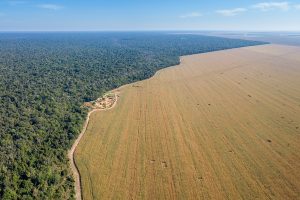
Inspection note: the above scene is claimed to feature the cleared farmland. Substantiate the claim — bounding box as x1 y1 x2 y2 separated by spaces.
75 44 300 200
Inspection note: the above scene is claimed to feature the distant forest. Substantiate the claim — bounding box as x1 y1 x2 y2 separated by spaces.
0 32 266 199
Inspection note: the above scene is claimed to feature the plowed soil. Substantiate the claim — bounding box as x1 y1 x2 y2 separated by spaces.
75 44 300 200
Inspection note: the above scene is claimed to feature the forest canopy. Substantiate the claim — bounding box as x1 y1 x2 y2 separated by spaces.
0 32 266 199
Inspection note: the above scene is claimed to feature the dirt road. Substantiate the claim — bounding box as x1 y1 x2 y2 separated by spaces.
68 93 118 200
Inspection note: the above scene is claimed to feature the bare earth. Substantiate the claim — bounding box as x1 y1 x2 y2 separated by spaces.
75 44 300 199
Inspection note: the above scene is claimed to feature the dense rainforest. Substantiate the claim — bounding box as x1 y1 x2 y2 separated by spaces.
0 32 266 199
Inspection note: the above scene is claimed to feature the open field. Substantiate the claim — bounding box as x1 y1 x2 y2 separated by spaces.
75 44 300 199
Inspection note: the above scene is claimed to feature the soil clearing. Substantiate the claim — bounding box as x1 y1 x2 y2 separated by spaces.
75 44 300 199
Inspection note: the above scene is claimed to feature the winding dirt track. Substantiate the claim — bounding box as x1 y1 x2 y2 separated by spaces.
68 94 118 200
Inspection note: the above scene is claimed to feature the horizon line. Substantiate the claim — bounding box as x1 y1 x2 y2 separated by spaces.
1 29 300 33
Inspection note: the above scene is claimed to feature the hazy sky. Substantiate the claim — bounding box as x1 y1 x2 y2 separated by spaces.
0 0 300 31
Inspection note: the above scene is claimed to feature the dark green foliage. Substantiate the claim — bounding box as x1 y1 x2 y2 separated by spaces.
0 32 266 199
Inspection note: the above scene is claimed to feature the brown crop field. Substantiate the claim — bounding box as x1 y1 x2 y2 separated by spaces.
75 44 300 200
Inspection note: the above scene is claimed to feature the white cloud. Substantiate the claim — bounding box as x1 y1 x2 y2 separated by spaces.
216 8 247 16
252 2 290 11
180 12 202 19
295 4 300 9
37 4 63 10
